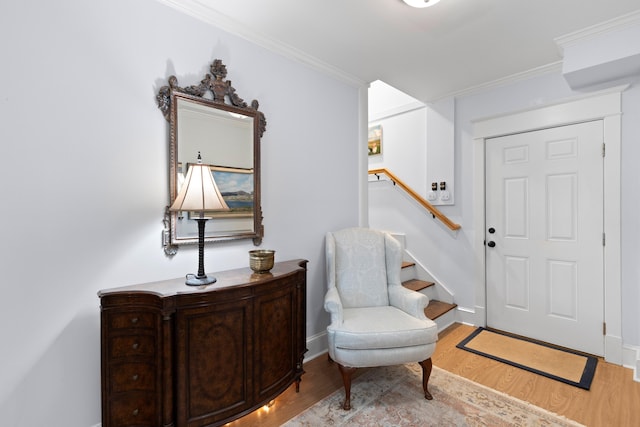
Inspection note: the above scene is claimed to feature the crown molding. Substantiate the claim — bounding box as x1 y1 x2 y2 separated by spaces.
555 9 640 54
435 61 563 102
439 10 640 101
155 0 366 88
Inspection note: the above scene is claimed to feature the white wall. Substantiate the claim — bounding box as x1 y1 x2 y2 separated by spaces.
368 81 428 196
0 0 361 425
368 81 455 204
620 84 640 348
368 108 428 195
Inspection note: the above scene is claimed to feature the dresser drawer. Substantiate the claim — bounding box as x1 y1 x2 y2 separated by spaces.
109 335 155 359
109 392 156 427
110 362 155 393
108 312 155 330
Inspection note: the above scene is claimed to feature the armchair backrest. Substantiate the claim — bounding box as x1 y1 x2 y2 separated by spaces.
326 228 402 308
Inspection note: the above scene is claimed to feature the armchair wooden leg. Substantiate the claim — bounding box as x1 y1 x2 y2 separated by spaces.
419 358 433 400
337 364 357 410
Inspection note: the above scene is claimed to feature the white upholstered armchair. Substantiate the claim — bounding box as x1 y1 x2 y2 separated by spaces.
324 227 438 410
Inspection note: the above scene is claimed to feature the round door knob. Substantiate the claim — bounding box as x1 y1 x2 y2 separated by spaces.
487 241 496 248
488 227 496 234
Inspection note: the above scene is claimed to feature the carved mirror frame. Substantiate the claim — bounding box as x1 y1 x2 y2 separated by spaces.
157 59 266 255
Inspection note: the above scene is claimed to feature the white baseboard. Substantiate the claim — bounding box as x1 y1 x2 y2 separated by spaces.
305 330 328 361
605 334 624 365
622 344 640 382
455 305 484 327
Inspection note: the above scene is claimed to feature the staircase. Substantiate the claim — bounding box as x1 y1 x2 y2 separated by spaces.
401 261 457 332
369 170 461 334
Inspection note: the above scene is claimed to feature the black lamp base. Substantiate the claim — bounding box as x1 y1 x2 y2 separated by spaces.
185 273 217 286
184 217 216 286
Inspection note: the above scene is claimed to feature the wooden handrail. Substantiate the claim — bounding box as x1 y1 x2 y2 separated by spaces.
368 168 461 231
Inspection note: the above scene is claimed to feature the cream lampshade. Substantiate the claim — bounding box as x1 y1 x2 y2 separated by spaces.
170 152 230 286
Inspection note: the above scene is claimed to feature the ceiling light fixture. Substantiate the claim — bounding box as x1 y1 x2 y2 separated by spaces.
402 0 441 8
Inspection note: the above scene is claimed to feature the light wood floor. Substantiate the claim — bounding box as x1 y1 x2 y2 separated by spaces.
230 323 640 427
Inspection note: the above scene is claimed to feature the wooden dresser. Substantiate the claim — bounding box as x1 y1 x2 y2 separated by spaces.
98 259 307 427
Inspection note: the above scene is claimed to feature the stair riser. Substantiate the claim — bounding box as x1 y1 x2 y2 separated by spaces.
405 274 453 304
400 266 415 283
416 286 437 302
433 308 456 333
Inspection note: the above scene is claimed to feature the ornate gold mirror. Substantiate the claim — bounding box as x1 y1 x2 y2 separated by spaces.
157 60 266 254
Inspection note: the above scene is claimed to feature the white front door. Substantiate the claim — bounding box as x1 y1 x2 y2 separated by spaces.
485 120 604 356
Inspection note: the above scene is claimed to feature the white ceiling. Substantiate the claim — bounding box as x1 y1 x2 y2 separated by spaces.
166 0 640 102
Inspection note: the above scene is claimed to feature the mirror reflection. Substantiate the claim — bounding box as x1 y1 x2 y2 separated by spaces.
157 59 266 253
174 95 255 239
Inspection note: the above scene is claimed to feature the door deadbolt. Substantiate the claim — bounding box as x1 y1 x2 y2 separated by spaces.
488 227 495 234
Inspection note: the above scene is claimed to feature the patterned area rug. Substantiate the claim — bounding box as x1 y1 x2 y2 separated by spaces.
283 364 584 426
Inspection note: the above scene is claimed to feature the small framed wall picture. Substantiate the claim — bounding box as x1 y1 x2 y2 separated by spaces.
368 125 382 156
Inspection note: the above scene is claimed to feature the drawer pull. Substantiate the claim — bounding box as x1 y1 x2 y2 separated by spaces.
132 374 139 381
132 409 139 416
132 343 139 350
131 317 139 324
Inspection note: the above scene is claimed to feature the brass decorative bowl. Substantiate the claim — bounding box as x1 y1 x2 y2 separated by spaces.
249 249 275 273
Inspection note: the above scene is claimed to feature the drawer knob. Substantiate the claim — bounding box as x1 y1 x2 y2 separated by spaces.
132 343 139 350
132 409 139 416
132 374 139 381
131 317 139 324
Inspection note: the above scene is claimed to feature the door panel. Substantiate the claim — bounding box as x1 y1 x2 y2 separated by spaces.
486 120 604 355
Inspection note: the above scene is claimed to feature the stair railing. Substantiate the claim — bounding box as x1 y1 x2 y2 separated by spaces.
368 168 461 231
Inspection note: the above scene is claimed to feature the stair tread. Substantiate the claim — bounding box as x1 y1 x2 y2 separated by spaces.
402 279 434 292
400 260 456 321
425 300 457 320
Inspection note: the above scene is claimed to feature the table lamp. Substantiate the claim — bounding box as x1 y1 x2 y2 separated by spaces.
169 152 230 285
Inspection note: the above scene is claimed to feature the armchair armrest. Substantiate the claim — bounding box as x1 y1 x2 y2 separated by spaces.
388 285 429 320
324 286 344 326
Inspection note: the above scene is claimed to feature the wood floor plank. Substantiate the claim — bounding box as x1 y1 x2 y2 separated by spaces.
230 323 640 427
